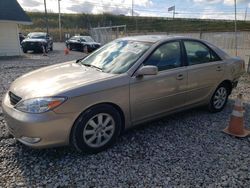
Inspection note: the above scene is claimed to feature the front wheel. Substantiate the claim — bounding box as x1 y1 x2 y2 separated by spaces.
208 84 229 113
67 44 72 50
22 49 27 53
42 45 48 53
71 104 122 153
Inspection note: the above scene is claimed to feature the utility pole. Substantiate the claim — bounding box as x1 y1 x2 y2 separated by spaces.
244 7 248 21
132 0 134 17
234 0 237 56
44 0 49 34
135 16 138 33
58 0 62 41
173 7 175 19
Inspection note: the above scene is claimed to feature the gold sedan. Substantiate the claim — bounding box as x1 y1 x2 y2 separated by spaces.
2 36 245 153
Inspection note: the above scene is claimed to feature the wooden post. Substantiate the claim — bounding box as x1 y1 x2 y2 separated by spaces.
248 57 250 73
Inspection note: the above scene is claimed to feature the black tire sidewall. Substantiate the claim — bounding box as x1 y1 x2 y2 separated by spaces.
209 84 229 113
72 105 122 153
45 45 48 53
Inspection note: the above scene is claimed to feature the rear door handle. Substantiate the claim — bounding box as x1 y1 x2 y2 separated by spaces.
216 66 222 71
176 74 184 80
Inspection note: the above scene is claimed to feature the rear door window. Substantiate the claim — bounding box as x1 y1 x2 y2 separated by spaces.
184 41 221 66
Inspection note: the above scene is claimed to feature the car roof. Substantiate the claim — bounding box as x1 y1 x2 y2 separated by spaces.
120 35 230 60
120 35 188 43
72 36 91 38
29 32 47 35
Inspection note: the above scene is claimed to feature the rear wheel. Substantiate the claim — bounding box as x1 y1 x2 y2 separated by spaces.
71 104 122 153
208 84 229 113
22 49 27 53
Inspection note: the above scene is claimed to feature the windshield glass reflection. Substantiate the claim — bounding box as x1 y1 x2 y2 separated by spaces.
80 40 152 74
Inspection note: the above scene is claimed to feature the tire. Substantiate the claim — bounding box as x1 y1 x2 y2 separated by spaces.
208 84 229 113
23 49 27 53
45 46 49 53
68 44 72 50
42 45 48 53
71 104 122 153
50 45 53 51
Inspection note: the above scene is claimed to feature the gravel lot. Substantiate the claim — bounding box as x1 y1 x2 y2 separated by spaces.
0 43 249 187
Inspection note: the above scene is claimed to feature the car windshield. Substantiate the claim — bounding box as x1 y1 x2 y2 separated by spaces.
28 33 46 39
71 37 79 40
71 36 94 42
80 40 152 74
81 36 94 42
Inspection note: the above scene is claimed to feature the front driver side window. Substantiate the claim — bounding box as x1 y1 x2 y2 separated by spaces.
144 41 182 71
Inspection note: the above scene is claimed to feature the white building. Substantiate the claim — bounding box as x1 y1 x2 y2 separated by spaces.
0 0 32 56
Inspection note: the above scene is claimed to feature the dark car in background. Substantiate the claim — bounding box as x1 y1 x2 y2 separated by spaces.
65 36 101 52
21 32 53 53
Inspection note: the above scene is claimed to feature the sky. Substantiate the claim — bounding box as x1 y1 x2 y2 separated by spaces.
17 0 250 20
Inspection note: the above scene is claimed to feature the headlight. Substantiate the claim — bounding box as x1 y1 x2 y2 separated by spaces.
15 97 67 114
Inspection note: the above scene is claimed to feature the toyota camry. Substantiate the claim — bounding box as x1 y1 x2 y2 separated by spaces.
2 35 245 153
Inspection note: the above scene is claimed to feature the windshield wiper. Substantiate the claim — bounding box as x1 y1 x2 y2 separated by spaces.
81 63 103 71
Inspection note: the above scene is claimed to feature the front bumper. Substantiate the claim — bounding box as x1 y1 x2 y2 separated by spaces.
68 42 83 51
2 93 75 148
22 42 44 51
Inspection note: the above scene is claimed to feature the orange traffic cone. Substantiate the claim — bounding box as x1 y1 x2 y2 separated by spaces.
223 93 250 137
64 47 69 55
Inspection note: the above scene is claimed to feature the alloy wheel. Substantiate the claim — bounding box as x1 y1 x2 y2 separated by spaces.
83 113 115 148
213 87 227 110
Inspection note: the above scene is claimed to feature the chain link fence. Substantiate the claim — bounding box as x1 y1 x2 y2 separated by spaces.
173 31 250 68
90 25 127 45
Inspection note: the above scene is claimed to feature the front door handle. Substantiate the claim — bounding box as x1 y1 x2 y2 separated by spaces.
176 74 184 80
216 66 222 71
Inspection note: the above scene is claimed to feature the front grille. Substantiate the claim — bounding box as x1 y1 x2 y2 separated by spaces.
9 91 22 106
26 42 42 47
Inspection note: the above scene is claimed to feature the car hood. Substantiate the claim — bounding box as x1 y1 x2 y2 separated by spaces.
22 38 47 43
10 61 116 99
67 40 100 45
86 42 100 45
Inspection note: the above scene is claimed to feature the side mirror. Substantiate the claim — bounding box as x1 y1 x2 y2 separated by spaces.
136 65 158 76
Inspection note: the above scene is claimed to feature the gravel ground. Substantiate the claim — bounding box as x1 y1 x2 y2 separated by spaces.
0 43 249 187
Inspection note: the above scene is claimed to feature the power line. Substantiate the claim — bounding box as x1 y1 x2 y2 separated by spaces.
39 0 250 21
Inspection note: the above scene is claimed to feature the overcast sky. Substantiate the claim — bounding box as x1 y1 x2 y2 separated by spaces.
17 0 250 20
